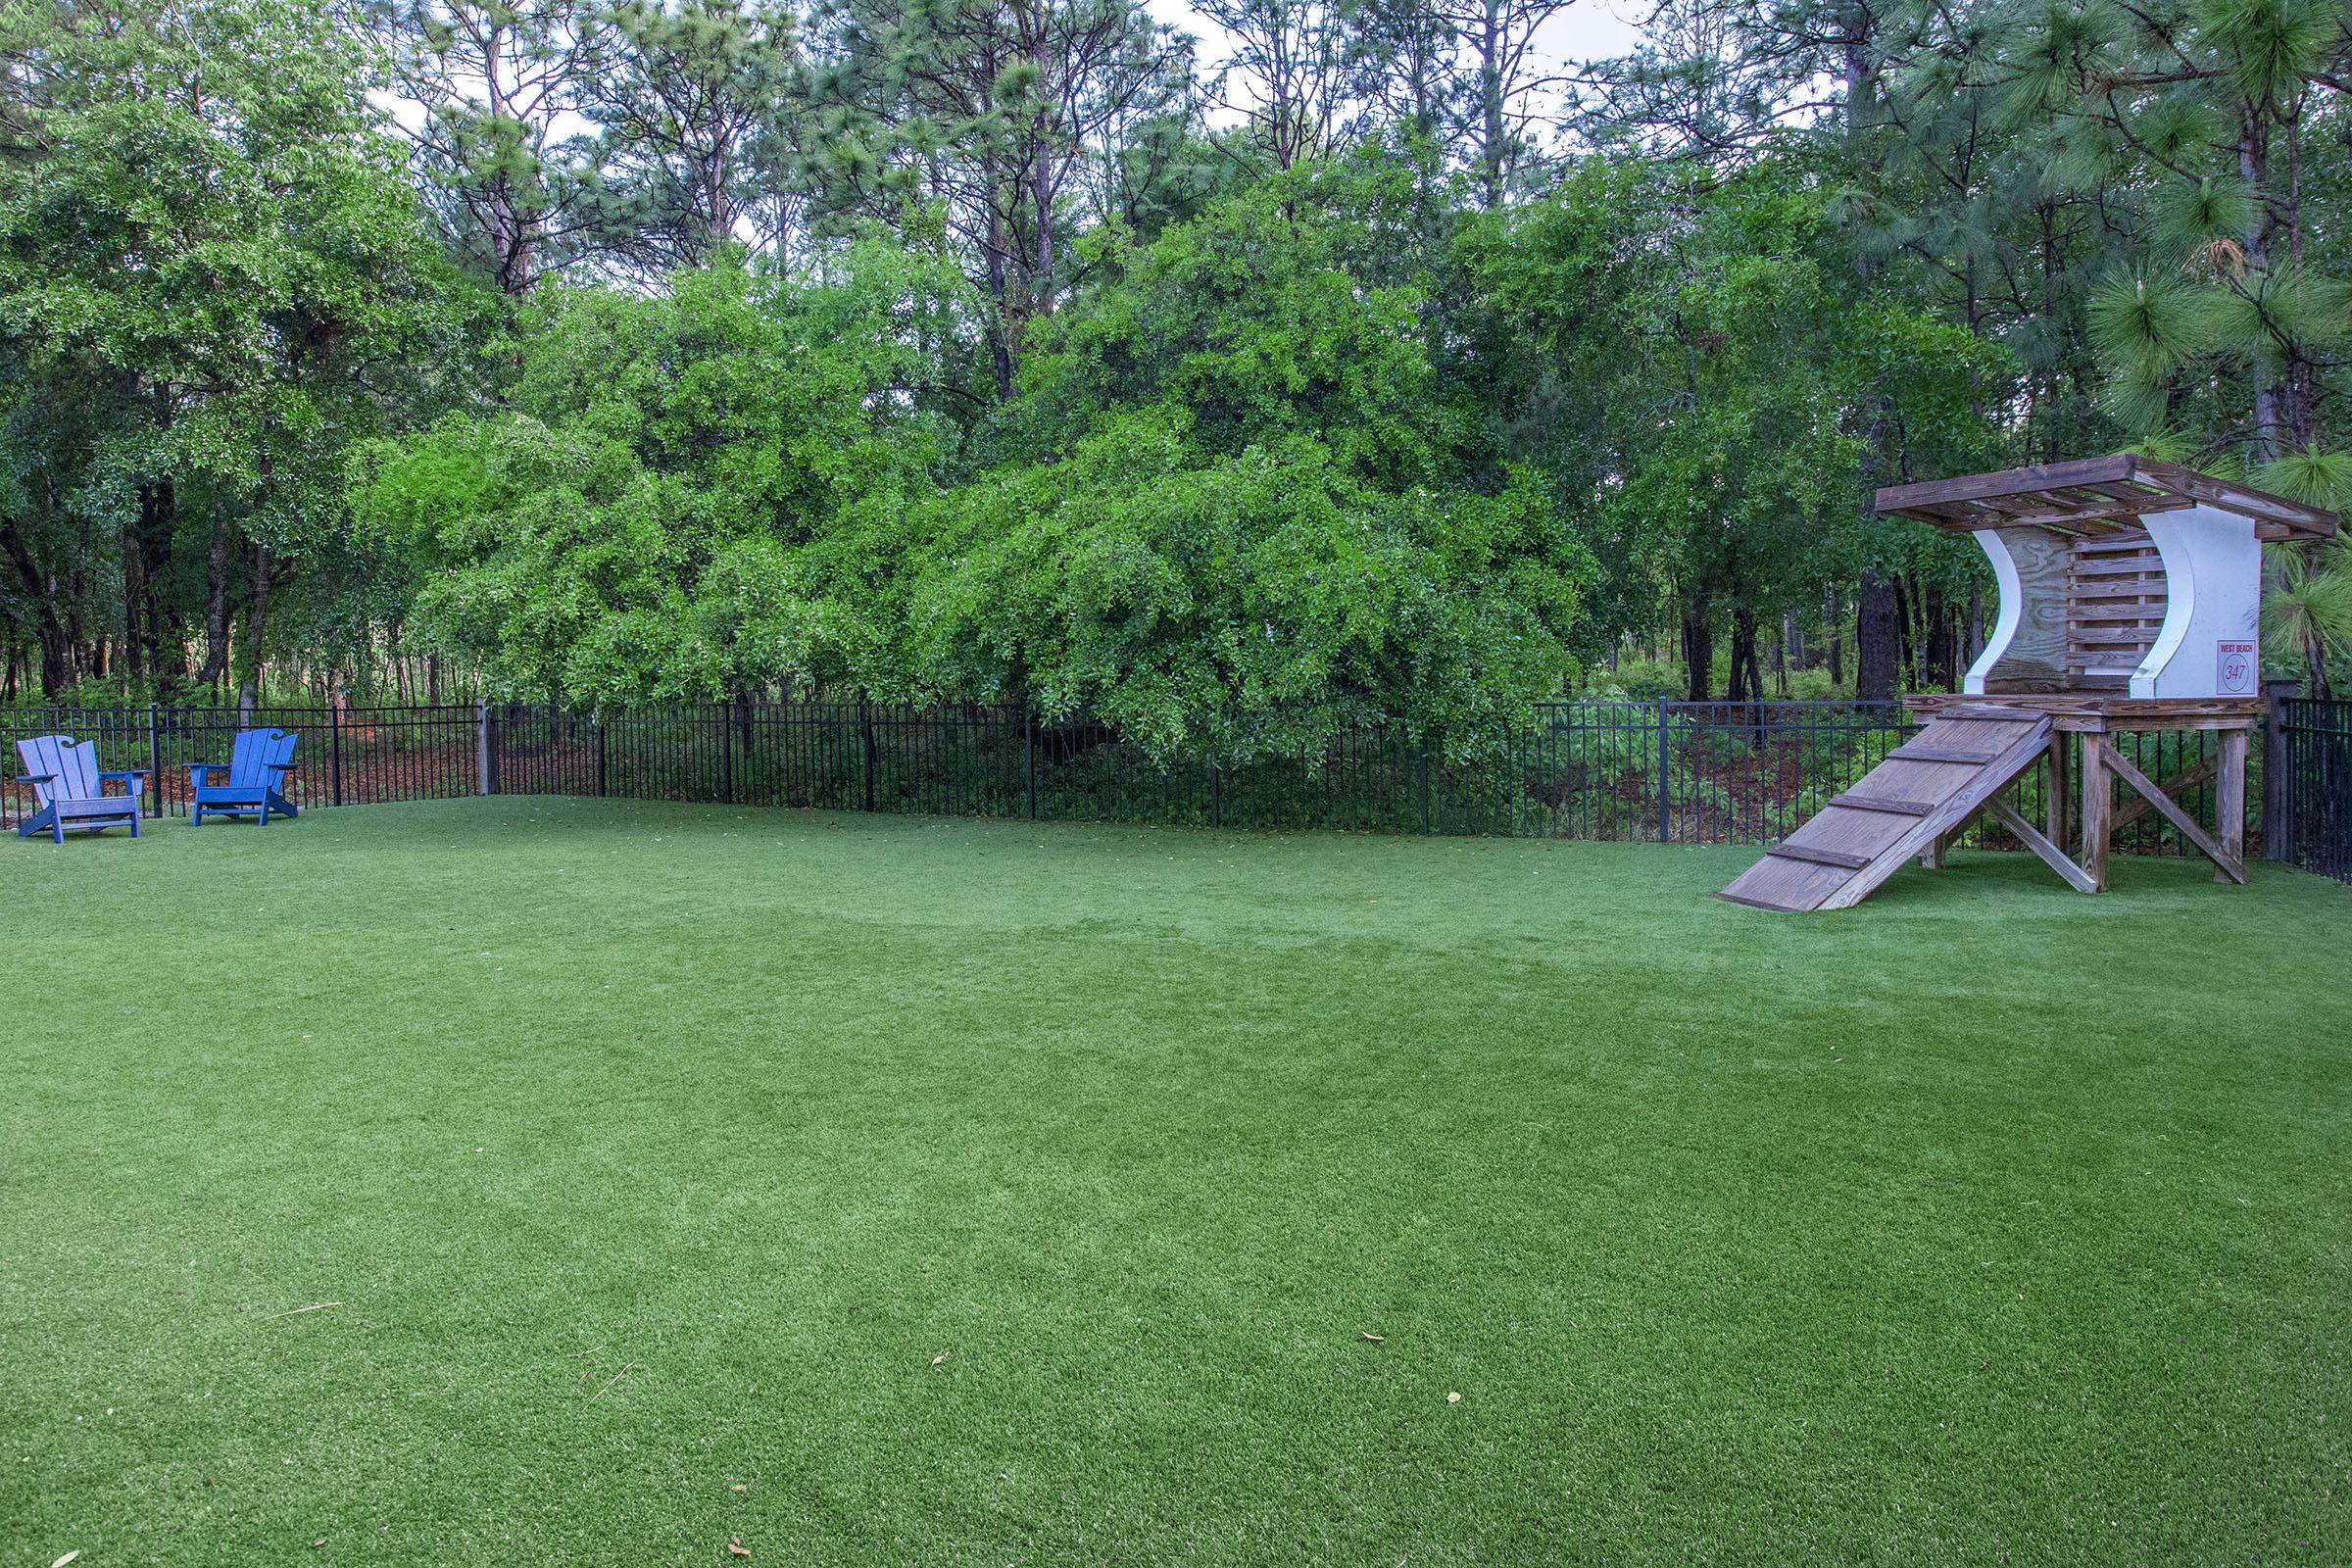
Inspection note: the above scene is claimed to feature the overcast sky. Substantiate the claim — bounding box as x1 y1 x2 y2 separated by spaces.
1141 0 1653 92
381 0 1654 145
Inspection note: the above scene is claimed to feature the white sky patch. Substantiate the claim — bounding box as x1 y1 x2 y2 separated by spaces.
373 0 1654 189
1145 0 1653 122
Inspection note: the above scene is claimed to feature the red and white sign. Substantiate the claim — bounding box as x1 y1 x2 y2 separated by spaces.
2217 640 2257 696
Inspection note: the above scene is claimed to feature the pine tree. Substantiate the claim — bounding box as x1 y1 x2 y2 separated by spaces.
377 0 601 294
582 0 808 275
809 0 1187 397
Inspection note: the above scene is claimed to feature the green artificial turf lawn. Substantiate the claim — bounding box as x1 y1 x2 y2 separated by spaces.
3 800 2349 1566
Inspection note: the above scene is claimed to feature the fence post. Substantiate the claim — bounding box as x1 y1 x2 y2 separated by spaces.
2264 676 2296 862
1417 750 1431 835
1025 709 1037 819
596 715 608 798
475 699 494 796
722 702 736 806
145 703 162 816
860 701 876 812
1654 700 1671 844
329 699 345 808
1209 763 1221 828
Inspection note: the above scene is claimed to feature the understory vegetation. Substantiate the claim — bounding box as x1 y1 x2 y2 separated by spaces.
7 0 2352 749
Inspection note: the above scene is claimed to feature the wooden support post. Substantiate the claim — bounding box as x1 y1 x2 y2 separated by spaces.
146 703 162 817
2079 729 2111 892
1654 700 1670 844
2216 727 2249 885
2045 732 2071 856
475 699 492 796
859 701 875 812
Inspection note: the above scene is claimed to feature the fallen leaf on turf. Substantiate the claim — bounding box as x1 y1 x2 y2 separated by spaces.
51 1553 79 1568
727 1542 751 1557
931 1353 949 1367
730 1484 747 1493
1446 1392 1461 1404
1360 1333 1385 1343
314 1539 327 1547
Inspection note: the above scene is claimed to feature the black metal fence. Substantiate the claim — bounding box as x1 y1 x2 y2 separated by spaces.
0 697 2306 861
2273 698 2352 884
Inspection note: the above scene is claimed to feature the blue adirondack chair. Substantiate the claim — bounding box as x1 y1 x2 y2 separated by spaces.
14 735 146 843
188 728 300 826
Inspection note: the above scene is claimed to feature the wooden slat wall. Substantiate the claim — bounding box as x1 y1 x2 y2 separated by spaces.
2065 530 2163 691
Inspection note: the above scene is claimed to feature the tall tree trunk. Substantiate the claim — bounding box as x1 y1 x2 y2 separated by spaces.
1478 0 1505 207
985 166 1016 401
2241 114 2286 463
1825 589 1844 686
1727 607 1761 704
1840 6 1900 705
197 521 232 686
131 478 173 684
235 539 270 719
120 503 148 684
1922 582 1955 690
1681 594 1714 703
1854 571 1896 699
36 618 69 698
1892 574 1919 692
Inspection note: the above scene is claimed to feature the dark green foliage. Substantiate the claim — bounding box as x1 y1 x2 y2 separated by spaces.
11 0 2352 711
354 257 951 704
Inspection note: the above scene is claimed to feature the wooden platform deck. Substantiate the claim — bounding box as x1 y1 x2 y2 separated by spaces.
1903 693 2265 731
1720 693 2259 911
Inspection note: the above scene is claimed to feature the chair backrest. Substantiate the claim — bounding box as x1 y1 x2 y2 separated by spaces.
16 735 100 806
227 728 298 788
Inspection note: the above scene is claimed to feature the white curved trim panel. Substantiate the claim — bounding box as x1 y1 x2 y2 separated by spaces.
1964 530 2021 696
2135 504 2260 698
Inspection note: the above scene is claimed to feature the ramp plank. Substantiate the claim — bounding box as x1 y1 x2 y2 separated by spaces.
1720 714 2057 912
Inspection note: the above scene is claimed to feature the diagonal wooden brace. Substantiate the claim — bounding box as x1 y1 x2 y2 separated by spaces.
1986 798 2099 894
2093 738 2246 885
2107 753 2218 835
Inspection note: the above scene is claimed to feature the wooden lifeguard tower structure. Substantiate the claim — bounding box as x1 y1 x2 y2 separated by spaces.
1721 454 2338 911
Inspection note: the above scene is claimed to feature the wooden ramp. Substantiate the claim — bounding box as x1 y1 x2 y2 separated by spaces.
1718 707 2057 912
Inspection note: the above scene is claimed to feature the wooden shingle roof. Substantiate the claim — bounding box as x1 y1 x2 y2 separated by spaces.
1875 454 2337 541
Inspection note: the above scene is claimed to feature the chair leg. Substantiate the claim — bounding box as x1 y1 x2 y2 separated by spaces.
52 817 65 845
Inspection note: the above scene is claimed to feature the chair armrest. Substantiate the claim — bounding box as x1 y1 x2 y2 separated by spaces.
18 769 59 784
186 762 217 783
100 769 147 804
275 762 301 772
